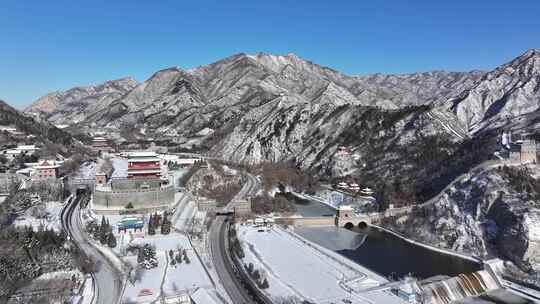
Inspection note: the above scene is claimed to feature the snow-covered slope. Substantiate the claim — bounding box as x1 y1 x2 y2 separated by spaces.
449 49 540 134
382 165 540 273
25 77 138 125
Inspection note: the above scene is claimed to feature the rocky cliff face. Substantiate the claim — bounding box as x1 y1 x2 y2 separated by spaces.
383 165 540 272
449 49 540 134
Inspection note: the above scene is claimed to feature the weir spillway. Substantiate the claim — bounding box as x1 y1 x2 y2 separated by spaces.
421 270 501 304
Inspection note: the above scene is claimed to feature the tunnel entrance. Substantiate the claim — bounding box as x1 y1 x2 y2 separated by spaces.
358 222 368 229
76 187 87 196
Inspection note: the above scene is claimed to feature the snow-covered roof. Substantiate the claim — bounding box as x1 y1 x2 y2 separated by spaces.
5 149 21 155
128 151 159 158
17 145 38 151
128 157 161 163
35 160 60 169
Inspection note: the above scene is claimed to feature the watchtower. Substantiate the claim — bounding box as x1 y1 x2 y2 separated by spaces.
336 205 354 227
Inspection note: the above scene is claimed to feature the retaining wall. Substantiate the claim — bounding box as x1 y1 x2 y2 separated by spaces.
93 185 174 208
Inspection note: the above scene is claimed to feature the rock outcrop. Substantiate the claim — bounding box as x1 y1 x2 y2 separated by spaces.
449 49 540 134
383 165 540 272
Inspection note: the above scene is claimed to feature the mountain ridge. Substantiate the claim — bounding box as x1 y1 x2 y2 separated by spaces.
23 50 540 167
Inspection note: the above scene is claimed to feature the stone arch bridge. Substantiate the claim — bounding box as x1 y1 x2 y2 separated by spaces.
335 205 414 229
275 205 414 228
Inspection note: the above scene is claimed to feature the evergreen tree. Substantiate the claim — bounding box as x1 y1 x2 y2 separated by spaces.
99 216 108 244
161 212 171 235
137 247 144 264
148 214 156 235
253 269 260 281
107 231 117 248
260 278 269 289
154 212 161 226
183 250 190 264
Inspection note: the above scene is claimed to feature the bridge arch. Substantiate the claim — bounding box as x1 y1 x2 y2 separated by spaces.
358 221 368 229
344 222 354 229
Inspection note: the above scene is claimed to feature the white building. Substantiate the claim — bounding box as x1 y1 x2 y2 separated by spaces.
360 187 374 196
16 145 39 154
0 126 17 133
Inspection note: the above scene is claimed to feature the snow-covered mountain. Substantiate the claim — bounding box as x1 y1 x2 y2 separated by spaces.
25 53 483 130
25 77 138 125
382 165 540 274
0 100 77 152
449 49 540 134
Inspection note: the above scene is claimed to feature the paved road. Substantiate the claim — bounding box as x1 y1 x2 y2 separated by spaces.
61 194 123 304
209 174 260 304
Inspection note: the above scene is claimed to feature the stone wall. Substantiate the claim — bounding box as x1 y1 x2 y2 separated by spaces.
93 184 174 208
276 217 335 227
111 178 162 190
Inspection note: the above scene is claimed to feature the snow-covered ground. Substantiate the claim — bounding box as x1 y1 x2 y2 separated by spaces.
69 274 95 304
121 232 213 302
73 161 97 179
14 270 87 304
162 246 213 296
14 200 63 232
111 157 128 178
237 225 407 304
123 252 167 303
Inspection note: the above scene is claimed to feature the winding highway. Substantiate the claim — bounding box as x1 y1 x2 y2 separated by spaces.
209 173 261 304
61 193 123 304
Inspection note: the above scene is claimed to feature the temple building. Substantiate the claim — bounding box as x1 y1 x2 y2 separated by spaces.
33 160 61 181
91 136 113 153
127 152 162 179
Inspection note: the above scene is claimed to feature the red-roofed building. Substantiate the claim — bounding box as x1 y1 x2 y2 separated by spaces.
127 152 162 179
33 160 61 181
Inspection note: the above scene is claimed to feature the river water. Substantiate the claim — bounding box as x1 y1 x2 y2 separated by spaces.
291 199 533 303
296 225 482 279
292 199 482 279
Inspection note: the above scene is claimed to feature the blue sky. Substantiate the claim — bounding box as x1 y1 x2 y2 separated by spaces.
1 0 539 108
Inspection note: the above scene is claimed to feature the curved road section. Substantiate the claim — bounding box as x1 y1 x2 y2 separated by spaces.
209 174 260 304
61 194 123 304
